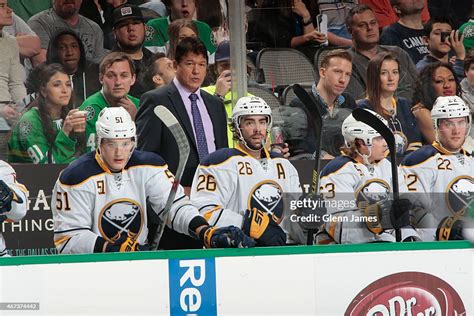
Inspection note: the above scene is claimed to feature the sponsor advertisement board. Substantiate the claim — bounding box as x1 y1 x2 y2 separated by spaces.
0 244 471 315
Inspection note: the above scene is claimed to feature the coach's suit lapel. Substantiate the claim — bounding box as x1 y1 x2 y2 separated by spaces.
167 83 197 149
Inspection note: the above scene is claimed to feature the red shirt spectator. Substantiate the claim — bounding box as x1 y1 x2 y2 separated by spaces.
359 0 429 29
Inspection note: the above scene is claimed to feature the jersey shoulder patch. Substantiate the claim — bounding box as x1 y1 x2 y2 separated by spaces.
200 148 244 167
401 145 437 167
320 155 354 178
59 152 103 185
126 150 167 168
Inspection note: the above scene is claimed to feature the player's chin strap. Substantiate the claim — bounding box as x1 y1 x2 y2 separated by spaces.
434 118 471 154
434 131 464 155
235 124 270 156
356 146 373 167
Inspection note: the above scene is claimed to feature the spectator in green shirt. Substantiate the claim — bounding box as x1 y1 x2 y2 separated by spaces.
79 52 140 153
8 63 86 163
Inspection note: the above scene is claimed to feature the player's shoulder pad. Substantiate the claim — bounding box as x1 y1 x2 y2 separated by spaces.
401 145 437 167
126 150 167 168
320 155 354 177
200 148 244 167
59 152 104 185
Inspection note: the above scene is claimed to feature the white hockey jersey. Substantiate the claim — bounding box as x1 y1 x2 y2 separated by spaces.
319 155 395 244
0 161 28 257
190 145 301 239
399 143 474 241
52 151 201 254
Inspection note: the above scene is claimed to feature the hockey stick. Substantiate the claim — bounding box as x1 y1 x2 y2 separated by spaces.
351 108 401 241
150 106 190 250
293 84 324 245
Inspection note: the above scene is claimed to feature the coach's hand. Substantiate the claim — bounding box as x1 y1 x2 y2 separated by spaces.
242 208 286 246
200 225 255 248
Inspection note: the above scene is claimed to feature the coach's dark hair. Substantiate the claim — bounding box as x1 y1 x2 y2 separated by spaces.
175 37 208 65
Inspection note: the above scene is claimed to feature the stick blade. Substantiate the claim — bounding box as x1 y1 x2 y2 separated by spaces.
153 105 190 162
293 83 323 140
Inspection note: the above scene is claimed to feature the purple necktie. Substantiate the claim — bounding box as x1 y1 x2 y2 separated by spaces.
189 93 209 160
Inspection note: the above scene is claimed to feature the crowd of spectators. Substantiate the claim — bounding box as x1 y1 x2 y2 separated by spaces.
0 0 473 162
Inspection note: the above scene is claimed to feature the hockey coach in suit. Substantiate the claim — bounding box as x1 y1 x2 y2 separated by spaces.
135 37 228 249
136 37 228 187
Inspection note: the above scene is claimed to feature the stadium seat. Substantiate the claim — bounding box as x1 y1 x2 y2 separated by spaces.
255 48 316 96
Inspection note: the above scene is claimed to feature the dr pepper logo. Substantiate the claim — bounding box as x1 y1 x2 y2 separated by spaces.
345 272 466 315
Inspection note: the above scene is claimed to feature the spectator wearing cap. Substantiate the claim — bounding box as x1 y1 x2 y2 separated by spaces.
110 3 154 98
27 0 108 64
459 4 474 55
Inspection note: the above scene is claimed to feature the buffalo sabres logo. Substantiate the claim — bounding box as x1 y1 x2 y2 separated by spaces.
356 179 391 208
446 176 474 216
98 199 143 242
247 180 284 223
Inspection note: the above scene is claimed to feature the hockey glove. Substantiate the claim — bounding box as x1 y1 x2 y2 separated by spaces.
436 216 464 241
390 198 412 229
242 208 286 246
364 198 412 234
0 180 17 214
200 225 255 248
94 231 145 253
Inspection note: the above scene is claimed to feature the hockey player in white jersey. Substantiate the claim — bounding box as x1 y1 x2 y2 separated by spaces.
52 107 253 254
0 162 28 257
318 111 415 244
399 96 473 241
190 96 301 246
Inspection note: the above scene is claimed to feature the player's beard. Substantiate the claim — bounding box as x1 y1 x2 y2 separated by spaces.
245 134 264 151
